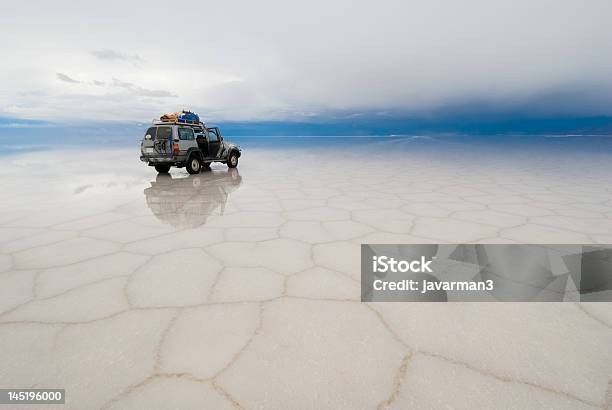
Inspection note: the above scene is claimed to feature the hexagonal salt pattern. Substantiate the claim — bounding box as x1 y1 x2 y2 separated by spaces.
0 144 611 409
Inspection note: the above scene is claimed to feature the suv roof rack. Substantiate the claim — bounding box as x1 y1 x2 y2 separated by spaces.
152 120 205 127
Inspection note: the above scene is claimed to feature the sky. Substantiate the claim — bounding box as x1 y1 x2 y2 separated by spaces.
1 0 612 123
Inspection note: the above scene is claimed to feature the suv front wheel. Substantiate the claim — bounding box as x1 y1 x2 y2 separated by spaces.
227 151 239 168
186 155 202 174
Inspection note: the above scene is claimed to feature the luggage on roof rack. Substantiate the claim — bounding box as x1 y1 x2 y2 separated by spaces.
160 111 180 122
178 110 200 124
159 110 201 124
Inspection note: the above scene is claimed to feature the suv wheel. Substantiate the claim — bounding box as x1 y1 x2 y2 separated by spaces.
186 156 202 174
154 164 171 173
227 151 239 168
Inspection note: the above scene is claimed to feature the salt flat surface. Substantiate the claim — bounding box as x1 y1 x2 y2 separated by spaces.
0 139 612 409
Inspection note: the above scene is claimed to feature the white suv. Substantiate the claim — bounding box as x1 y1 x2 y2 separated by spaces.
140 122 241 173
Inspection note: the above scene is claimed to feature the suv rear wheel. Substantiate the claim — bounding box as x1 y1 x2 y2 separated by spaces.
186 155 202 174
154 164 171 173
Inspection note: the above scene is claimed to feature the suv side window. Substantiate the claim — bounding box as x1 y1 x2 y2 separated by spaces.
193 127 204 138
178 127 195 140
207 129 219 142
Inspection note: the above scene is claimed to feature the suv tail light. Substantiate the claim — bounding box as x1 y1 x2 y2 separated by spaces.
173 143 180 155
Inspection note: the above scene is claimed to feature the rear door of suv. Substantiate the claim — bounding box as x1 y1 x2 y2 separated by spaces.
142 125 173 157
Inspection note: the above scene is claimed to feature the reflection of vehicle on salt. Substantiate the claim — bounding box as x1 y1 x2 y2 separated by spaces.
144 169 242 228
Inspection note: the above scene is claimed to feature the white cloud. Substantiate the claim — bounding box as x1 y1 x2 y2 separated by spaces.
90 49 143 64
1 0 612 121
109 77 177 97
56 73 80 84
